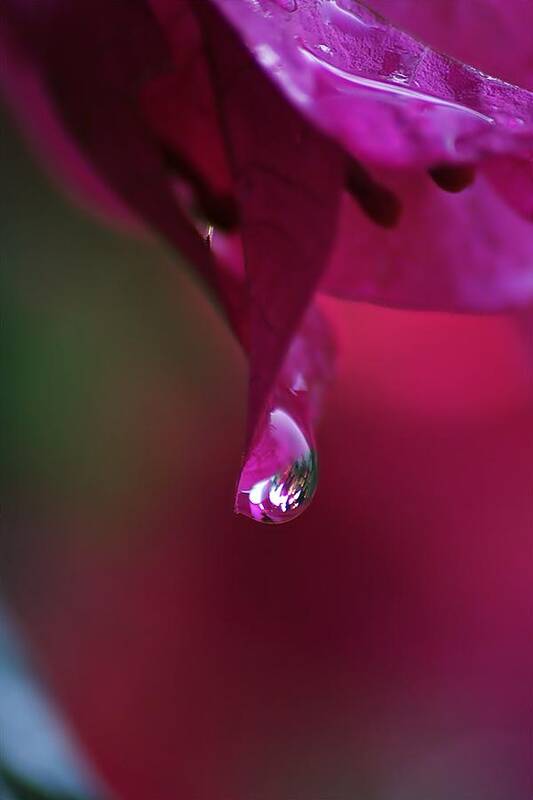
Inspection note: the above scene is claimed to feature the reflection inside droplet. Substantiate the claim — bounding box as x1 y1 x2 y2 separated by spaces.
236 408 317 524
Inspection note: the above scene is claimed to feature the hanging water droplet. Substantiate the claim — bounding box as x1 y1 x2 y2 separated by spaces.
236 408 317 524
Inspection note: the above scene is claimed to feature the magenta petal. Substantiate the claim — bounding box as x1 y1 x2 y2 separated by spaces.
143 1 234 197
369 0 533 89
209 0 533 168
6 0 532 528
323 171 533 312
2 0 214 287
196 4 343 521
210 236 337 524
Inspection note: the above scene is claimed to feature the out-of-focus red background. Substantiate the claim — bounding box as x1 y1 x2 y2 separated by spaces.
2 110 532 799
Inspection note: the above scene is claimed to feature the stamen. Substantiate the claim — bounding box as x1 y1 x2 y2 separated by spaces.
345 160 402 228
162 145 239 231
429 164 476 193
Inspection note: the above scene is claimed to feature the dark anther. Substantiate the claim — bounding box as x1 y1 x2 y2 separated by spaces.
345 159 402 228
429 164 476 193
162 145 239 231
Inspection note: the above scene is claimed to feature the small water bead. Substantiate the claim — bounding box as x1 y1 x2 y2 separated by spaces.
321 0 378 31
272 0 297 11
236 408 317 524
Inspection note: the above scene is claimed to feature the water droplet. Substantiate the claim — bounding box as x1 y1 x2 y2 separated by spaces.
236 408 317 524
273 0 297 11
321 0 377 31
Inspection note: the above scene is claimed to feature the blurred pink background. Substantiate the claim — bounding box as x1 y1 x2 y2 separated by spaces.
2 109 532 798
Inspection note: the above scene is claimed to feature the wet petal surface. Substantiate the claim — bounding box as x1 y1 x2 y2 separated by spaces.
1 0 214 286
370 0 533 89
210 0 533 168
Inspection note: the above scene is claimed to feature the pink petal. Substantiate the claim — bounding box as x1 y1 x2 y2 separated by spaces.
369 0 533 90
196 3 343 521
142 2 233 197
209 0 533 168
2 1 214 288
323 170 533 312
210 233 337 523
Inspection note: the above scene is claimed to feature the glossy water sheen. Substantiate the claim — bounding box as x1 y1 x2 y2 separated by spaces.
236 407 317 524
321 0 378 30
298 45 494 124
